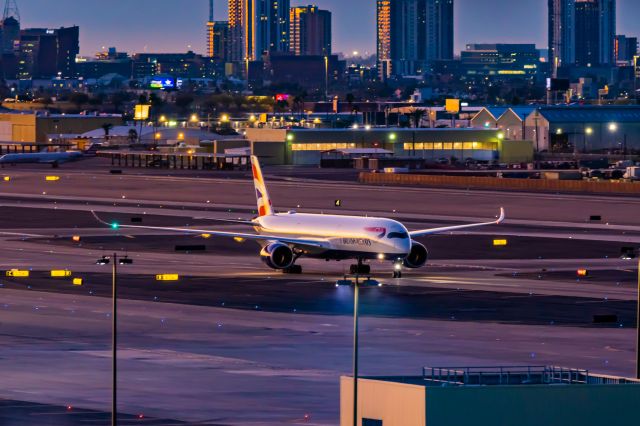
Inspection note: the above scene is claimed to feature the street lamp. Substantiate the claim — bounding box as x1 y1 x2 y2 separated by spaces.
584 127 593 153
96 253 133 426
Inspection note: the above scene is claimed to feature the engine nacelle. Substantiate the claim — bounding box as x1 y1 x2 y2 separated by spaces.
403 241 428 269
260 243 295 270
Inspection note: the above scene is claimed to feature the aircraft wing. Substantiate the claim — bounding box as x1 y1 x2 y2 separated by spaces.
91 211 328 248
409 208 505 238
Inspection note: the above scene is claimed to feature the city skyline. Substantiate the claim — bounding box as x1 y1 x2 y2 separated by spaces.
12 0 640 57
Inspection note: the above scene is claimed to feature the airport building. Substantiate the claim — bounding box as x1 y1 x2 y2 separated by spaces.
0 112 122 143
471 107 536 140
341 366 640 426
523 105 640 153
246 128 533 165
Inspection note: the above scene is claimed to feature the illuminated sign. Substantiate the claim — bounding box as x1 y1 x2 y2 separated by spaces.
493 239 508 246
274 93 289 102
156 274 179 281
498 70 526 75
73 278 83 286
51 270 72 277
150 78 183 90
445 99 461 114
6 269 29 277
134 104 151 120
577 269 589 277
45 176 60 181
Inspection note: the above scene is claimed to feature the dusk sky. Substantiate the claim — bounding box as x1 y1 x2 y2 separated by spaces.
15 0 640 56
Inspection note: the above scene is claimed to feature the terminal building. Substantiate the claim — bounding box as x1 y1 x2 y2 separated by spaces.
341 366 640 426
246 128 533 166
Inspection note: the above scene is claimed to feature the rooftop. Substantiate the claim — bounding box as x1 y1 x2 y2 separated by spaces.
366 366 640 388
535 106 640 123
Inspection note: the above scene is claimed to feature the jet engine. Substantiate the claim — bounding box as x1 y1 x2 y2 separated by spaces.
260 243 295 269
403 241 428 268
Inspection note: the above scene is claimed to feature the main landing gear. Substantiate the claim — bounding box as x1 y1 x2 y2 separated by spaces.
283 264 303 274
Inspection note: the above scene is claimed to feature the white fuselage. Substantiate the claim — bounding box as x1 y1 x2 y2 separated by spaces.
255 212 412 260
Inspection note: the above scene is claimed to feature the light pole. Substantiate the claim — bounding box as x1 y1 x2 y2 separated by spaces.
352 274 360 426
97 252 133 426
637 255 640 380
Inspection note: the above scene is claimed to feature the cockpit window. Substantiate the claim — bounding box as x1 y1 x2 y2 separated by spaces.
387 231 409 239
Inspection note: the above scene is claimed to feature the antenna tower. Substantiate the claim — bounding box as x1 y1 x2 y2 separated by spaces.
3 0 20 22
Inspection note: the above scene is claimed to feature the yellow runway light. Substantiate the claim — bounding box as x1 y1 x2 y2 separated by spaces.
201 233 212 239
493 239 508 246
72 278 83 286
234 237 246 243
51 270 72 277
577 269 589 277
3 176 10 181
156 274 179 281
45 176 60 181
6 269 29 277
72 235 81 242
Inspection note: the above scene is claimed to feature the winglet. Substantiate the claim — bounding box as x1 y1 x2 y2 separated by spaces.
496 207 505 224
91 210 110 227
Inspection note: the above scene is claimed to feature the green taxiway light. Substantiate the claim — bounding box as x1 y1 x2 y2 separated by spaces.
111 223 120 230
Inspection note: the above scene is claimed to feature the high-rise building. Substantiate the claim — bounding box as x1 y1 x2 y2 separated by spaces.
0 15 19 53
574 0 599 67
615 35 638 63
229 0 290 64
549 0 616 75
289 5 331 56
211 21 230 61
207 0 215 57
16 26 79 79
376 0 454 80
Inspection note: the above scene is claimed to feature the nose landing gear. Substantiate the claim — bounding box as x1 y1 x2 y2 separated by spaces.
349 258 370 275
392 260 403 279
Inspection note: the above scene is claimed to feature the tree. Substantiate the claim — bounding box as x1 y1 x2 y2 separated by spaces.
69 92 89 111
409 108 426 128
175 93 195 113
101 123 114 141
128 128 138 144
110 91 130 113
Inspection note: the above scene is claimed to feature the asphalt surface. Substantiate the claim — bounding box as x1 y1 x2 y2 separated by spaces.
1 163 639 425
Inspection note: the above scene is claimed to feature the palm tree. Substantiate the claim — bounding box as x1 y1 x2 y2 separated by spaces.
128 128 138 144
101 123 114 141
409 108 426 128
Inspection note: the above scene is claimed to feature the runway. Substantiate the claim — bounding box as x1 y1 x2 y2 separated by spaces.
0 163 638 424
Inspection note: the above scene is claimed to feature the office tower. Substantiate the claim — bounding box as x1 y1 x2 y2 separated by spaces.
574 0 599 66
376 0 454 79
290 5 331 56
16 26 79 79
211 21 230 61
229 0 290 63
615 35 638 63
549 0 616 75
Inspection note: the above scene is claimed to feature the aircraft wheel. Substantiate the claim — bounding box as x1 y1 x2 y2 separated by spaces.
284 265 302 274
350 264 370 275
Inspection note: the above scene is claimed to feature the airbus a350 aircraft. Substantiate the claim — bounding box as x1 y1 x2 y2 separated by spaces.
93 155 504 277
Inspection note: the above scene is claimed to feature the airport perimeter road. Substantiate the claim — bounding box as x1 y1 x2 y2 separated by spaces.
1 166 640 225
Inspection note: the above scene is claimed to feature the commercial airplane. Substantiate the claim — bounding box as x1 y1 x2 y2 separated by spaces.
0 151 84 167
93 155 504 277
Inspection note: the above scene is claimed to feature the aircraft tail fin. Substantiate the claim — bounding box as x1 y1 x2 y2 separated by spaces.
251 155 273 217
